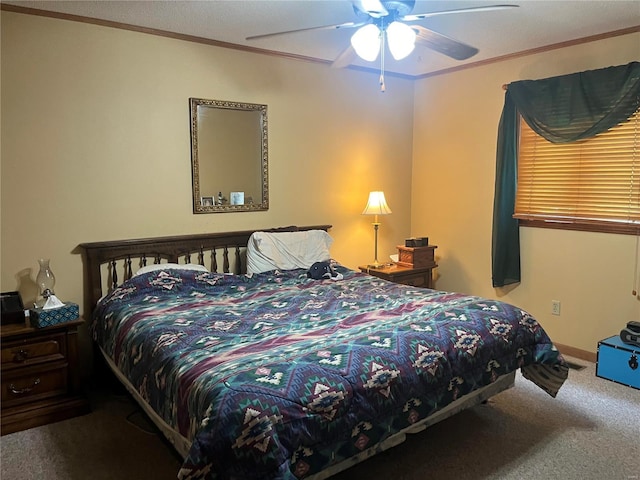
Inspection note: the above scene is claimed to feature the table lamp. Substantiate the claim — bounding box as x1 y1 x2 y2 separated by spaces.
362 191 392 268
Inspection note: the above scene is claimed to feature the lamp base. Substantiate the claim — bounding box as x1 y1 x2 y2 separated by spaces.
366 261 385 269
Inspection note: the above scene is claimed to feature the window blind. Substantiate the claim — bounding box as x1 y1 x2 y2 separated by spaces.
514 109 639 235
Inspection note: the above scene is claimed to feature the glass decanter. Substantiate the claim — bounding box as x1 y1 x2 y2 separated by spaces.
35 258 56 308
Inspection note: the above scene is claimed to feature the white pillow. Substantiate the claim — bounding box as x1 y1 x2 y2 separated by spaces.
134 263 209 277
246 230 333 274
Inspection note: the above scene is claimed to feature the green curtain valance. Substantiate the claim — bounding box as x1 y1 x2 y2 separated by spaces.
491 61 640 288
508 61 640 143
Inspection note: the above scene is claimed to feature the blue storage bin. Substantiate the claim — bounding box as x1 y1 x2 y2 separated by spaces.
596 335 639 390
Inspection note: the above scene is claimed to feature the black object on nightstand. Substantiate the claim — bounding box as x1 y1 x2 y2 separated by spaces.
0 291 25 325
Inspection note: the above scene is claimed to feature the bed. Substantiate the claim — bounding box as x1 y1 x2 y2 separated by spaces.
78 225 569 480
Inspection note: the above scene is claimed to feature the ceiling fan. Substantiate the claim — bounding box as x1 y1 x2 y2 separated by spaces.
247 1 519 71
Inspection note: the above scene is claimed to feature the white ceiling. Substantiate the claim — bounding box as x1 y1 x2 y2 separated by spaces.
3 0 640 77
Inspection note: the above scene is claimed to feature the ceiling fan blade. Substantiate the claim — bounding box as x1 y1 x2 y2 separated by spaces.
246 21 367 41
412 25 478 61
331 45 357 69
402 4 518 22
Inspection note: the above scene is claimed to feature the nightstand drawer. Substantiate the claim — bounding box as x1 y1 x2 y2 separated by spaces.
396 273 428 287
360 263 436 289
1 333 66 370
1 364 68 407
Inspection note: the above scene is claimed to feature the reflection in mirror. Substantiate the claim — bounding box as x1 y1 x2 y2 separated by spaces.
190 98 268 213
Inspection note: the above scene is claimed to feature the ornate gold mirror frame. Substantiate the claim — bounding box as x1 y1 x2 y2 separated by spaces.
190 98 269 213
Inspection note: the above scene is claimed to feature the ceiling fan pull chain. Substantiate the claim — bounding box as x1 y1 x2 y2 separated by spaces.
379 28 386 92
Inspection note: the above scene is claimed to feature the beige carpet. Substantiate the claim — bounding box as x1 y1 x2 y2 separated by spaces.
1 357 638 479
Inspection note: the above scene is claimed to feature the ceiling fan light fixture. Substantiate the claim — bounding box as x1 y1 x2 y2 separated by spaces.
387 21 416 60
351 24 381 61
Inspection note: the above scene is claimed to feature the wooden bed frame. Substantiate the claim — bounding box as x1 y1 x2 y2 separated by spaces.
78 225 331 318
77 224 516 479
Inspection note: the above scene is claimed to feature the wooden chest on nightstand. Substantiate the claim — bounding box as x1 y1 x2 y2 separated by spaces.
596 335 639 390
1 319 90 435
396 245 436 268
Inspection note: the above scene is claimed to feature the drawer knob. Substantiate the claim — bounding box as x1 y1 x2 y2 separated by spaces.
9 378 41 395
13 349 29 363
629 354 639 371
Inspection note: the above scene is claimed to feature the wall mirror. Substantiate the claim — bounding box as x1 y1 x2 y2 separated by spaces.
190 98 268 213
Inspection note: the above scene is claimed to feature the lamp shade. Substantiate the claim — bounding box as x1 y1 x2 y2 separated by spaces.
387 21 416 60
362 191 392 215
351 24 381 62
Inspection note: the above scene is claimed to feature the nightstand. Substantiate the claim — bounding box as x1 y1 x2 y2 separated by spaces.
359 262 437 289
1 318 90 435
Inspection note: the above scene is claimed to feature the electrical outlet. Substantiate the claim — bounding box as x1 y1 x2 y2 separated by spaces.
551 300 561 316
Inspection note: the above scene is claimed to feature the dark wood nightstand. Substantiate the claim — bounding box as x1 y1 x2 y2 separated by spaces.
1 318 90 435
359 261 437 289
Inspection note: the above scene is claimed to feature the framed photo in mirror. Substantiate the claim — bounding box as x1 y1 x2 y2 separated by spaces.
230 192 244 205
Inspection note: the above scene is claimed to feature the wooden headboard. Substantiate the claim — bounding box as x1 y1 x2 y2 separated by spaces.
78 225 331 317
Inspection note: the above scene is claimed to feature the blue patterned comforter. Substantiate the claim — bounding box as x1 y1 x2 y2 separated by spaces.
91 266 568 479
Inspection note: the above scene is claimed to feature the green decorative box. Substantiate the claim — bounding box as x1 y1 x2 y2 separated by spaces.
29 302 79 328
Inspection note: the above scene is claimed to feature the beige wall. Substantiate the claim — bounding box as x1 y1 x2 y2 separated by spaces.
3 12 638 360
1 12 414 316
412 32 640 355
